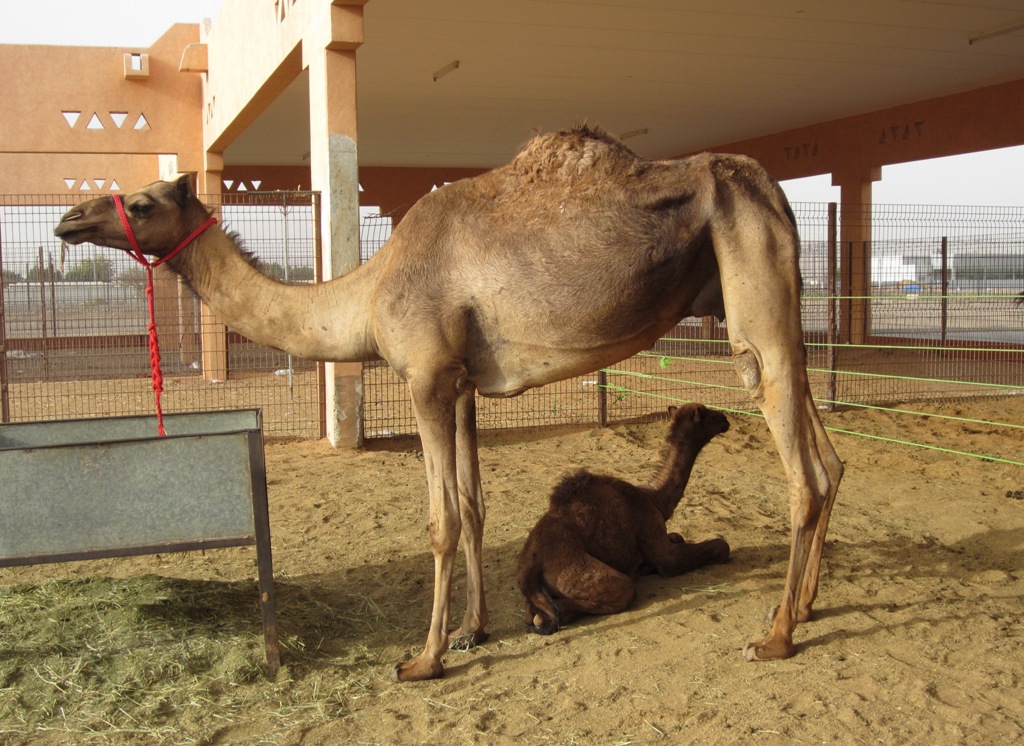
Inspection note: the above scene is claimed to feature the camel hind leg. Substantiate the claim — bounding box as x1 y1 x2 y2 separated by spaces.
390 365 467 682
546 552 638 624
449 385 489 650
711 185 843 660
734 352 842 659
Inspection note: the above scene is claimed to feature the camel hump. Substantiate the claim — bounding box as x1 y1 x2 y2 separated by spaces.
549 469 603 506
510 125 646 183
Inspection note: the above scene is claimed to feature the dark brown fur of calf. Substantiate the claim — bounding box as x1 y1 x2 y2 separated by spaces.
517 403 731 634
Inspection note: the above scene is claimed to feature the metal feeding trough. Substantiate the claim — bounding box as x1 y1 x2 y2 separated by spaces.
0 409 279 673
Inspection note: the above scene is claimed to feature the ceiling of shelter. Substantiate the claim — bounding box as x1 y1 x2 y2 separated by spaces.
222 0 1024 170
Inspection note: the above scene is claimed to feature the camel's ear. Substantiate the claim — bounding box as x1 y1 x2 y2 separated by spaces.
172 173 194 208
667 405 677 417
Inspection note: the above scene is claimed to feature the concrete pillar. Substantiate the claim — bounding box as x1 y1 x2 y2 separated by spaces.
833 166 880 345
306 4 364 447
197 151 229 381
153 155 184 365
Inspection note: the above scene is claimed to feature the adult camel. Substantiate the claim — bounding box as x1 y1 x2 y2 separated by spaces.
54 126 843 682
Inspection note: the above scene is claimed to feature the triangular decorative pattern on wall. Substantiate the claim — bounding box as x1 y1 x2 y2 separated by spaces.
60 110 152 131
222 179 271 192
62 178 123 191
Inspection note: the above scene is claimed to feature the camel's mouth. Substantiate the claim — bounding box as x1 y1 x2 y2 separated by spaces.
710 415 731 436
54 225 89 244
54 212 103 246
54 210 85 241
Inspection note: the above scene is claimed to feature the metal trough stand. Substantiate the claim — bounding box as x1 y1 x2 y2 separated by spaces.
0 409 280 674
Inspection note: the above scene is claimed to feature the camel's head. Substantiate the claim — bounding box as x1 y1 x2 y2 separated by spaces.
54 174 210 260
665 403 730 447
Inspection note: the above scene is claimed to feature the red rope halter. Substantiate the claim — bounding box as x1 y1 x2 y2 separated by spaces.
112 193 218 435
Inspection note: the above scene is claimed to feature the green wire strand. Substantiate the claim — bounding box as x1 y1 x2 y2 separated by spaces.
808 341 1024 355
812 398 1024 431
597 384 1024 467
822 426 1024 467
649 338 1023 356
820 368 1024 391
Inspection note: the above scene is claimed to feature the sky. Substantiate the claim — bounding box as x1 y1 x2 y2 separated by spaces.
2 0 1022 207
0 1 225 48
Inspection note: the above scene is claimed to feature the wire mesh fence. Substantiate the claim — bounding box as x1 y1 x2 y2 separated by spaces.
2 197 1022 441
0 192 323 438
361 202 1024 435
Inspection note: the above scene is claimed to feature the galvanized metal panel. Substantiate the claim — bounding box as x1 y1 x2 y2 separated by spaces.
0 410 261 561
0 410 260 450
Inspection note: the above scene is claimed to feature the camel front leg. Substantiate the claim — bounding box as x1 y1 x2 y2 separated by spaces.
390 372 463 682
448 385 490 650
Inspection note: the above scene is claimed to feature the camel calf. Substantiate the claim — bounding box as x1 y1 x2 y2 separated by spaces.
517 403 731 634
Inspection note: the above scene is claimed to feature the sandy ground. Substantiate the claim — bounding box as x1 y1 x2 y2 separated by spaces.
2 395 1023 744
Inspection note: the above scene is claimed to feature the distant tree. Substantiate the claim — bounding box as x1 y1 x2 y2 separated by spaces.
261 261 287 280
25 261 62 282
288 266 315 282
1 268 22 284
117 266 148 284
64 257 114 282
260 262 314 282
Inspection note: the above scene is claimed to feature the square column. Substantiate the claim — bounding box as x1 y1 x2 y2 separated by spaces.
197 152 229 381
307 7 364 448
833 166 880 345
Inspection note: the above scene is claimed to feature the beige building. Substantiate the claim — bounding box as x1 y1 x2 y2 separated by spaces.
2 0 1023 445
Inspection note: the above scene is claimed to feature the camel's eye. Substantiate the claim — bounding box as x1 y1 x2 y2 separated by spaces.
129 201 153 218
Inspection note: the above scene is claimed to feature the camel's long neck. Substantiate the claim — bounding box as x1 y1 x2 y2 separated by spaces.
647 440 704 520
172 227 379 362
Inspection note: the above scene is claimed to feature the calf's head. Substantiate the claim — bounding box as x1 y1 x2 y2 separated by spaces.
665 403 730 448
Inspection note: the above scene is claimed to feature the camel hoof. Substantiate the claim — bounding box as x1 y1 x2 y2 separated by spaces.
448 630 489 652
742 637 796 662
390 657 445 683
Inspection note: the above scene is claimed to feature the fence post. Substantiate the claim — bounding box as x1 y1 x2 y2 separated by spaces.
940 237 948 347
36 248 50 380
597 369 608 427
313 192 328 440
0 221 8 423
826 202 838 411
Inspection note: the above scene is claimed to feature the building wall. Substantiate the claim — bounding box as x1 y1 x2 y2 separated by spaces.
0 24 204 194
2 10 1021 206
694 78 1024 186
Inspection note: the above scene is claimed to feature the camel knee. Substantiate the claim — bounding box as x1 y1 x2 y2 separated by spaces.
732 349 763 400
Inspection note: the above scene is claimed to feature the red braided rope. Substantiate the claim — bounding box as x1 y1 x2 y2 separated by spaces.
112 194 218 436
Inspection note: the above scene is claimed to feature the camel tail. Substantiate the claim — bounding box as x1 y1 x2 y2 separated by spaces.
516 545 561 635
